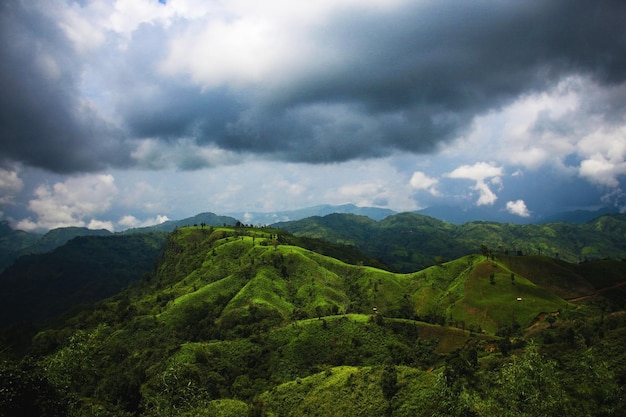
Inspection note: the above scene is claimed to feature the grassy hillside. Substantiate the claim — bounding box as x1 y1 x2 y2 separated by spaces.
2 225 625 416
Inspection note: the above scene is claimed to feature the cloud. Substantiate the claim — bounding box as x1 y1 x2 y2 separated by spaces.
447 162 503 182
409 171 439 196
506 200 531 218
0 2 131 173
0 167 23 205
87 219 114 232
447 162 504 206
2 1 626 173
130 138 242 170
15 174 118 231
117 214 169 229
336 182 389 207
1 1 626 229
577 127 626 187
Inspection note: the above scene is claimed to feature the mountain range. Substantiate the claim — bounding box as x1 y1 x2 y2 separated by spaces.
1 220 624 416
0 203 620 273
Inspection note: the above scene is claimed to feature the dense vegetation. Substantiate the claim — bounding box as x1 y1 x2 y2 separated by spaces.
0 233 166 329
0 222 624 416
275 212 626 271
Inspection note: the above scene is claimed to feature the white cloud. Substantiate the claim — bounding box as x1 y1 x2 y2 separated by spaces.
158 0 409 90
160 16 300 88
0 168 23 205
445 76 626 198
336 182 387 207
506 199 531 217
578 127 626 187
474 182 499 206
87 219 114 232
447 161 503 182
446 162 503 206
409 171 439 196
58 1 108 52
117 214 169 229
579 157 626 188
16 174 118 231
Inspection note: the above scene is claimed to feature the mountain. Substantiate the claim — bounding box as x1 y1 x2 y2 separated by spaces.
20 226 112 255
122 212 239 234
0 226 112 274
2 224 624 416
0 233 166 328
415 204 621 225
537 206 621 224
0 220 41 272
225 203 396 225
274 212 626 272
0 212 237 273
415 205 534 224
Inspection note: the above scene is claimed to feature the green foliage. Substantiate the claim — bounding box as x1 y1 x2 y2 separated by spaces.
0 360 68 417
3 222 624 416
480 342 569 416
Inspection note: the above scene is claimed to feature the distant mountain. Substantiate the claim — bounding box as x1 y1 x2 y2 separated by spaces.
122 212 238 234
274 212 626 272
537 206 620 224
20 226 112 255
415 204 621 225
415 205 534 224
0 225 113 274
0 213 237 273
0 220 40 271
225 203 396 225
0 233 166 328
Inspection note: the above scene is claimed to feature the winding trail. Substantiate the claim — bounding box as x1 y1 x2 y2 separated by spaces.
566 280 626 302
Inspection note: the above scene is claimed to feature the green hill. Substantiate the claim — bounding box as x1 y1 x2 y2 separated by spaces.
275 212 626 272
2 224 626 416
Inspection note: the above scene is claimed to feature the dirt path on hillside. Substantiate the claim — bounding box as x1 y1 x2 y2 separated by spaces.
566 280 626 302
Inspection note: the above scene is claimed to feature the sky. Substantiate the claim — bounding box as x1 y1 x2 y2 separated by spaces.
1 0 626 232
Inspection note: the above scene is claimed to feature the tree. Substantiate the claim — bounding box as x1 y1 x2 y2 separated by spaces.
381 364 398 416
0 360 68 417
482 342 570 416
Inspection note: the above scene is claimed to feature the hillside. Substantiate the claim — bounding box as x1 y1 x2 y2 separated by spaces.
2 224 625 416
274 212 626 272
0 220 41 272
0 233 166 328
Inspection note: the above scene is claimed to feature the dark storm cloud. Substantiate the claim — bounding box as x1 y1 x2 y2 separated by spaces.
0 2 130 173
163 0 626 164
2 0 626 172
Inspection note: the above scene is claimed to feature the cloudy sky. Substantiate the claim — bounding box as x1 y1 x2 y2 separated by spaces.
1 0 625 231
